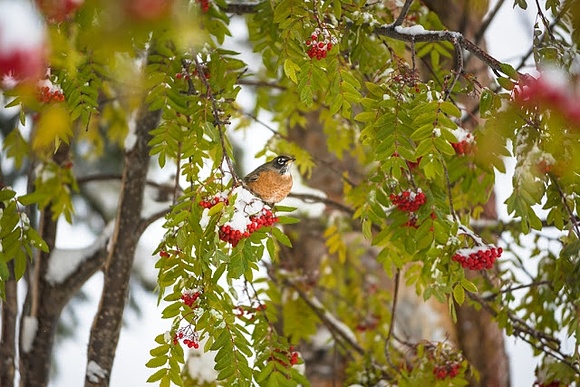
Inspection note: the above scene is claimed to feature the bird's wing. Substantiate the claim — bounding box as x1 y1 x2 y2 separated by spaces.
244 168 262 182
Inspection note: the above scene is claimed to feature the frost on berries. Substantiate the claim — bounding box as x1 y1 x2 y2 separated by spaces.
451 127 474 156
305 28 337 60
452 227 503 270
390 189 426 212
173 324 200 349
428 343 464 381
199 186 280 247
513 70 580 125
36 79 65 103
181 288 201 307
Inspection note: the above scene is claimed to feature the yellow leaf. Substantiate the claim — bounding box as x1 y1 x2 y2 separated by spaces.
32 104 73 152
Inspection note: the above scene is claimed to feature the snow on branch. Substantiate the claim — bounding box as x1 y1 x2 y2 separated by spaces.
374 23 504 75
45 222 115 285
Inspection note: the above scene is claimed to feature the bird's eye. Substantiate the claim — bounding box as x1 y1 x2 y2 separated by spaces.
276 157 286 165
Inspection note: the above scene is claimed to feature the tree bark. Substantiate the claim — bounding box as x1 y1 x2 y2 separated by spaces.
421 1 511 386
15 142 118 387
84 99 160 386
0 262 17 387
18 145 69 387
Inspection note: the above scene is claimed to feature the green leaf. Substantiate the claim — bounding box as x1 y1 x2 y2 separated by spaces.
272 227 292 247
438 101 461 117
411 124 434 142
0 188 16 202
14 249 27 281
149 344 170 357
255 361 275 383
145 355 167 368
18 191 44 206
283 59 299 84
448 296 457 322
146 368 168 383
277 216 300 225
208 201 225 216
479 89 493 117
460 278 478 293
496 77 514 90
299 84 313 107
500 62 520 80
453 283 465 305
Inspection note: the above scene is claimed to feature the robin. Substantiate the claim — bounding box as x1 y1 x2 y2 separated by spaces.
244 155 295 204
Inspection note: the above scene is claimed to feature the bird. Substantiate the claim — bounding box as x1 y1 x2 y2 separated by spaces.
243 155 295 204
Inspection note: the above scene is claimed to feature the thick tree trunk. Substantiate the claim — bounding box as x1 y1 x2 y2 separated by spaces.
0 263 17 387
421 1 511 386
84 101 160 386
16 142 115 387
18 146 69 387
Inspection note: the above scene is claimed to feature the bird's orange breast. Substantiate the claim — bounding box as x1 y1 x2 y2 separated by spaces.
246 170 293 203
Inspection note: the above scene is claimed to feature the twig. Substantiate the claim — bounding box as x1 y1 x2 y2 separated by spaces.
534 0 555 41
392 0 413 27
237 78 287 90
443 163 458 222
474 0 506 44
481 280 552 301
549 174 580 238
384 268 401 373
192 52 240 184
443 36 464 101
288 192 355 215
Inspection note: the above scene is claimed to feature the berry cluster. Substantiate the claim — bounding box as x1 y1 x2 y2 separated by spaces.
514 71 580 125
218 208 279 246
195 0 210 12
199 195 227 208
451 136 474 155
433 362 461 380
288 347 299 366
173 325 199 349
37 86 65 103
181 289 201 308
452 245 503 270
537 159 552 174
199 188 280 247
390 189 426 212
305 28 335 60
175 66 210 81
270 346 300 367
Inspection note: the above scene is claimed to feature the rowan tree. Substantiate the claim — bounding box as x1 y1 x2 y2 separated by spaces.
0 0 579 386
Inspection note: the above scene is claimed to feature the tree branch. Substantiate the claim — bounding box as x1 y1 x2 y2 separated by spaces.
374 24 505 76
85 52 162 385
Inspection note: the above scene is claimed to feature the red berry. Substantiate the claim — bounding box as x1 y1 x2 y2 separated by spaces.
159 250 169 258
